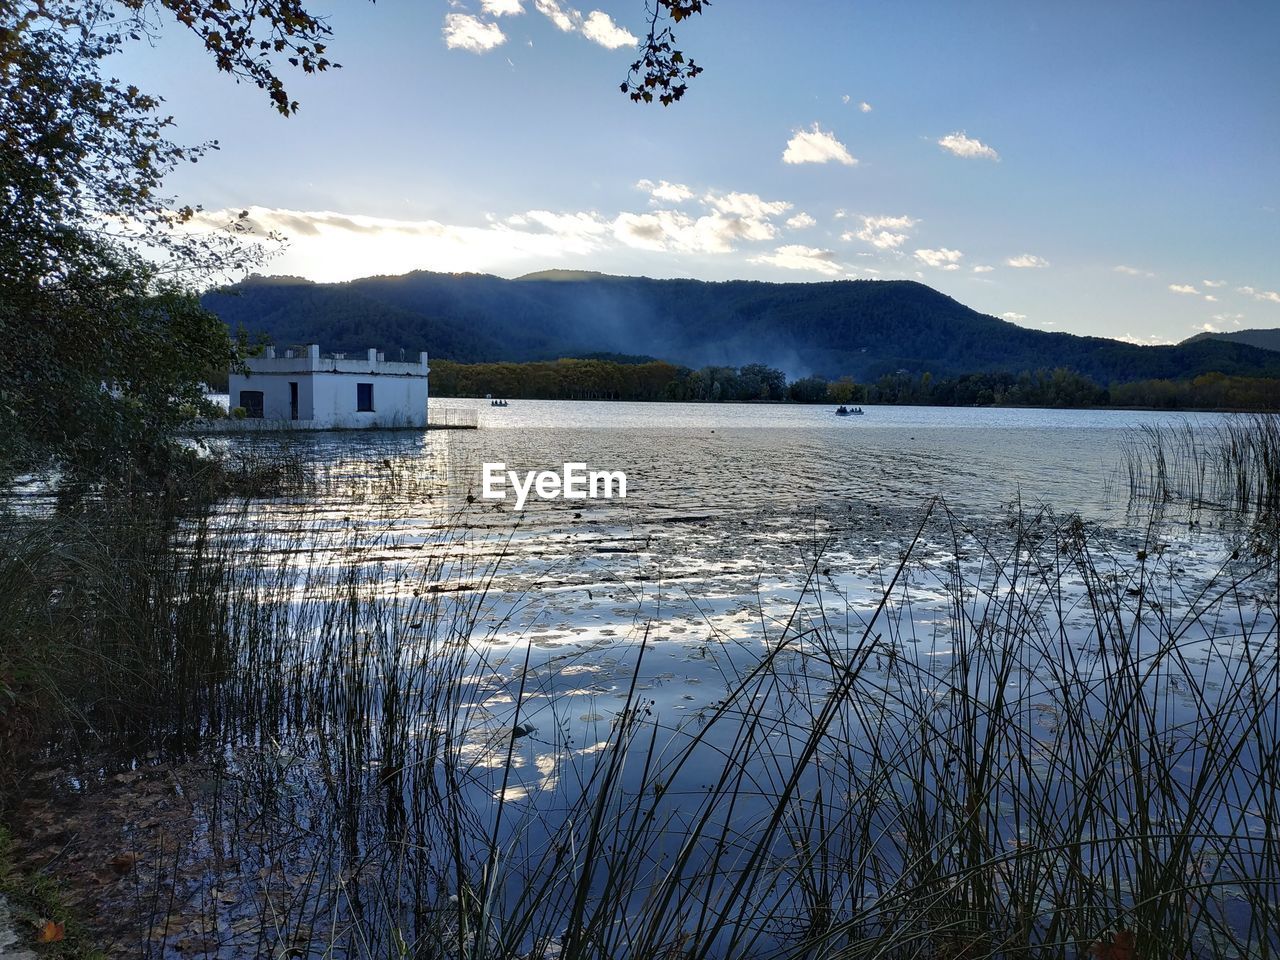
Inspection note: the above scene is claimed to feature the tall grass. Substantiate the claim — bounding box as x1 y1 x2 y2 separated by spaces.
1123 414 1280 518
124 498 1270 960
2 426 1278 959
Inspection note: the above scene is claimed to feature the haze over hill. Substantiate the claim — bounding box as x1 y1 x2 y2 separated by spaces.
204 271 1280 384
1184 328 1280 354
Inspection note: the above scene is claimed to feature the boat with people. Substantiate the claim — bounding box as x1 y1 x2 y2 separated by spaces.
834 406 865 416
490 399 509 407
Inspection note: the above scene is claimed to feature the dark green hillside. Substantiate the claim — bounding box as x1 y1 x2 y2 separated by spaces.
203 271 1280 384
1184 328 1280 354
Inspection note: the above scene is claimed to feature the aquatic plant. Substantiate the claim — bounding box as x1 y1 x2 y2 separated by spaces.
2 420 1279 959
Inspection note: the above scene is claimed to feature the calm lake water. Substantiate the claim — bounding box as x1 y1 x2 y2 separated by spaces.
148 401 1277 957
217 398 1234 521
211 400 1257 770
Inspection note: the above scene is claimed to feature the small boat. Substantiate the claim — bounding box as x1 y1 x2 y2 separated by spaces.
835 405 850 416
490 399 509 407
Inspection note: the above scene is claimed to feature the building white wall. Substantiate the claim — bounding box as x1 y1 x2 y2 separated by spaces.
228 346 430 429
228 371 302 421
309 371 427 428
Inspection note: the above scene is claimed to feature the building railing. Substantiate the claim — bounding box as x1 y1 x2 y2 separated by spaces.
429 406 479 428
257 345 429 365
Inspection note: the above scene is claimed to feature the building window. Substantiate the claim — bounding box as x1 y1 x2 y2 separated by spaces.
357 382 374 412
239 390 264 418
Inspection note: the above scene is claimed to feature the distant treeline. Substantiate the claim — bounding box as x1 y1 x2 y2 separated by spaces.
1109 373 1280 411
431 358 1280 411
430 359 790 403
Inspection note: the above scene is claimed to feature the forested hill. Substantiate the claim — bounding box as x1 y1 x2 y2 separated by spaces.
1184 328 1280 354
203 271 1280 384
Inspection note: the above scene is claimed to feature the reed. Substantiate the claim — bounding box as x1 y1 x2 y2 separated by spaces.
2 426 1278 959
1123 413 1280 519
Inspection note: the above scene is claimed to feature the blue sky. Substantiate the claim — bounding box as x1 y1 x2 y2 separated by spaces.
122 0 1280 343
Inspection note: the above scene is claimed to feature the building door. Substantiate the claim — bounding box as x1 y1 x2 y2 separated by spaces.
357 382 374 412
289 381 299 420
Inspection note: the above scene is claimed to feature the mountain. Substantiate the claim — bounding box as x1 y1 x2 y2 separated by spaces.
1183 328 1280 354
203 271 1280 384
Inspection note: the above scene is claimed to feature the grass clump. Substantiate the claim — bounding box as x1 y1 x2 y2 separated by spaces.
0 422 1278 959
0 826 105 959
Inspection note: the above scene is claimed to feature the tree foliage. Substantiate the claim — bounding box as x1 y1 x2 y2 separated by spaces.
0 0 347 482
432 359 1280 412
622 0 708 106
430 357 787 403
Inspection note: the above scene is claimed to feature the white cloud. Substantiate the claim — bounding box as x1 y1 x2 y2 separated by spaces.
612 208 778 254
698 212 777 245
1006 253 1049 269
972 264 994 273
189 205 617 280
750 245 844 276
506 209 611 240
1114 264 1152 277
1202 279 1225 288
782 124 857 166
482 0 525 14
1198 322 1221 333
1168 283 1199 295
1213 313 1245 326
612 210 691 251
635 179 693 204
529 3 636 50
721 212 780 245
1234 285 1279 302
535 0 580 32
841 94 850 104
187 198 941 286
1116 332 1175 346
1001 312 1027 322
786 212 817 230
846 214 917 250
1204 294 1218 302
443 14 506 53
915 247 964 269
859 101 872 113
644 191 793 248
581 11 636 48
703 191 791 220
937 131 999 160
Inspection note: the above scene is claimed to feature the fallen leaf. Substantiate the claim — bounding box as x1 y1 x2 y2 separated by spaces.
1090 929 1135 960
35 919 66 943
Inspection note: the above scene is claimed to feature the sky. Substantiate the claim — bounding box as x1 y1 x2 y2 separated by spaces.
117 0 1280 344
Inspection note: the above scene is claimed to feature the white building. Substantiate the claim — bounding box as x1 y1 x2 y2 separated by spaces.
228 344 430 429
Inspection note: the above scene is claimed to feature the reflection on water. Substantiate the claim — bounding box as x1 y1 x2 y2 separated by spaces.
60 404 1280 956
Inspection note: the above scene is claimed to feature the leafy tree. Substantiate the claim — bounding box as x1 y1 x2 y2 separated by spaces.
0 0 714 482
0 201 236 481
826 376 860 404
0 0 349 482
788 376 828 404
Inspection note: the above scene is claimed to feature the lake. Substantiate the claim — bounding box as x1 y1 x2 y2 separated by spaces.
218 398 1234 516
62 403 1280 957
